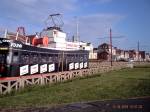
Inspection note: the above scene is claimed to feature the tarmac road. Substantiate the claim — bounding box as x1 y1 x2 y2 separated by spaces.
0 97 150 112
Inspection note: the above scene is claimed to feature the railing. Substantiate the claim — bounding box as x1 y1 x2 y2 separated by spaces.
0 69 91 94
1 62 149 94
0 29 27 43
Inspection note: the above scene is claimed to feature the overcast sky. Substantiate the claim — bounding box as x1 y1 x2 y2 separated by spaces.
0 0 150 52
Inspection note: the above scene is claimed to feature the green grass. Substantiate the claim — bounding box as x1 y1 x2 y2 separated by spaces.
0 65 150 108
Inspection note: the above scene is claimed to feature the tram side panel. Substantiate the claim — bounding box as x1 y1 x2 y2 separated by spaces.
47 54 56 73
83 53 89 69
19 52 59 76
1 49 89 77
74 53 79 70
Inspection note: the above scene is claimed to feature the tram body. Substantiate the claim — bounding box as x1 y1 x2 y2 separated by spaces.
0 38 89 77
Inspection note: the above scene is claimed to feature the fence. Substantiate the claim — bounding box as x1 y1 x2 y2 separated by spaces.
0 62 149 94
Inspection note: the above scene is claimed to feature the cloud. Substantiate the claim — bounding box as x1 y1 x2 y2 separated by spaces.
97 0 112 3
0 0 78 33
13 0 77 14
0 0 125 47
94 0 112 3
82 0 112 4
15 0 38 5
1 0 77 23
64 13 125 46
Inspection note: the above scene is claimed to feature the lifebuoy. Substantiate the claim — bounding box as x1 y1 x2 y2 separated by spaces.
32 37 37 46
32 36 49 47
43 36 49 47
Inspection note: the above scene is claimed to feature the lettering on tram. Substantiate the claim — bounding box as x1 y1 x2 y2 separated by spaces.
10 43 22 48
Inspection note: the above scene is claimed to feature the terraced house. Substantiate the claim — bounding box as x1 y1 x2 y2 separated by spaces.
96 43 146 61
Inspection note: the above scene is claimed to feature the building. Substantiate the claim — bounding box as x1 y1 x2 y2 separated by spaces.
79 42 97 59
139 51 145 61
116 49 129 61
89 48 98 59
145 53 150 61
128 50 145 61
97 43 117 61
96 43 146 61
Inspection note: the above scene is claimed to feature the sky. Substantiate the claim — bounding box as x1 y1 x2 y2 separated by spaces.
0 0 150 52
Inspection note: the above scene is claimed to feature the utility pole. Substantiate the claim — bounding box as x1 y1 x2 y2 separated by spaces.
110 28 113 66
97 28 124 65
138 41 139 61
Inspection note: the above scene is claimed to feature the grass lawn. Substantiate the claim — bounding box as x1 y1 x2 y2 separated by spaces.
0 65 150 108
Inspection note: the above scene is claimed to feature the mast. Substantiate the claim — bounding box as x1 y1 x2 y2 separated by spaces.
76 17 79 41
75 16 79 42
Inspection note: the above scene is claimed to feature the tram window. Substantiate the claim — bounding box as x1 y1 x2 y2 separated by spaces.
64 54 67 60
84 54 87 61
0 54 6 64
74 54 78 61
67 54 70 61
80 56 83 61
69 55 73 62
67 54 73 62
40 54 47 63
31 54 38 63
48 54 53 62
12 52 19 63
71 56 74 61
21 54 29 64
6 53 11 64
53 54 58 62
76 54 79 61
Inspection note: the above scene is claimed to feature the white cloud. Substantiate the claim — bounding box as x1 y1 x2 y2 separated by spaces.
95 0 112 3
0 0 125 47
101 0 112 3
15 0 38 4
2 0 77 21
84 0 112 4
64 14 125 46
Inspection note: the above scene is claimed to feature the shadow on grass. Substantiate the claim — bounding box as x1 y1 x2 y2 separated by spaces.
134 64 150 68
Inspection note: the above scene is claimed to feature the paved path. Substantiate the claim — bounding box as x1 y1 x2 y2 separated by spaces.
1 97 150 112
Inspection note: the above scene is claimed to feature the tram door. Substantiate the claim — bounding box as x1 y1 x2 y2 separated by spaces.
0 51 9 77
10 51 20 77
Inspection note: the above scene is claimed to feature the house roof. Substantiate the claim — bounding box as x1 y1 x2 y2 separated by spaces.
93 48 98 50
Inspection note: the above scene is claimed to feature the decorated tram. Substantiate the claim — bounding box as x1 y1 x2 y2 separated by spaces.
0 37 88 77
0 14 90 77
